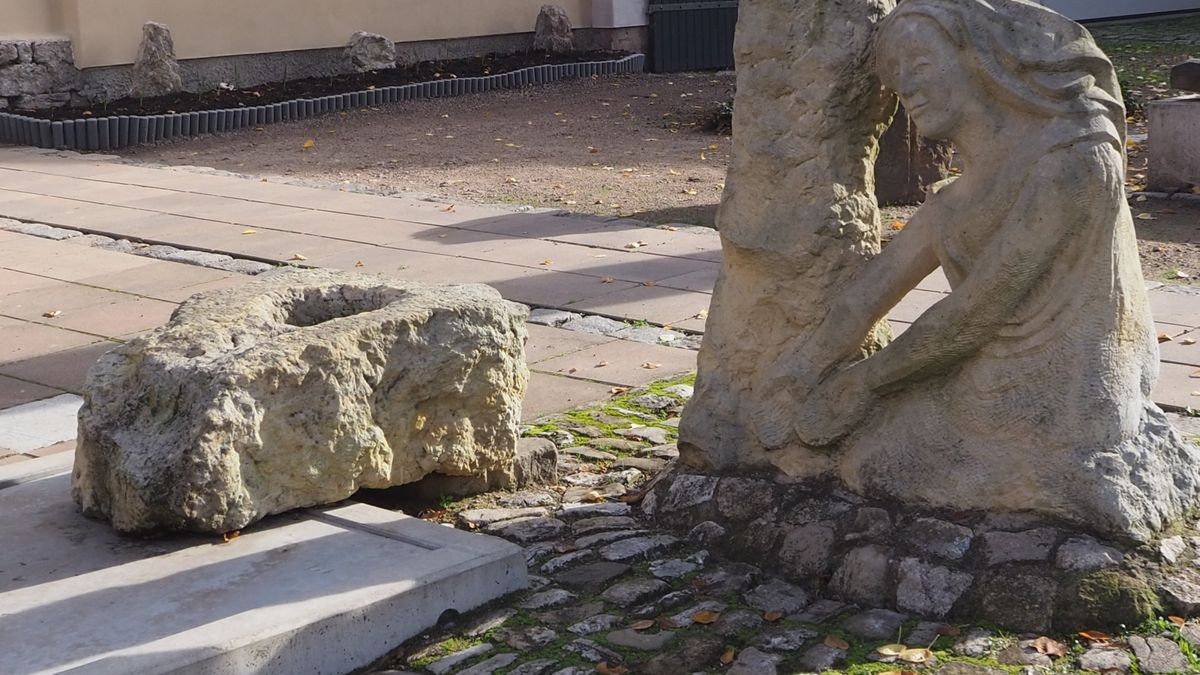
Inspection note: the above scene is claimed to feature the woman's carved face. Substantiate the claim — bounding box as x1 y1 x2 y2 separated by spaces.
879 18 982 141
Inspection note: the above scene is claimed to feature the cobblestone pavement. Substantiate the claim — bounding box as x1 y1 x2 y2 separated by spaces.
362 381 1200 675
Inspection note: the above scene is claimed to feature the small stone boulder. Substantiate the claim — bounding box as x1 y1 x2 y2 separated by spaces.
130 22 182 98
347 31 396 72
533 5 574 54
73 269 529 535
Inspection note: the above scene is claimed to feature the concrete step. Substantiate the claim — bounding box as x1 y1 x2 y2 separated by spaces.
0 454 527 675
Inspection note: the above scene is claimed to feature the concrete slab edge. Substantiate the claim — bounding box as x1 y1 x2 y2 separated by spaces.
0 54 647 152
0 450 73 490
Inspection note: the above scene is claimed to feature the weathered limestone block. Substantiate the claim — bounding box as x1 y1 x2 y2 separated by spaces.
681 0 1200 542
73 269 530 535
533 5 574 54
347 31 397 72
130 22 182 98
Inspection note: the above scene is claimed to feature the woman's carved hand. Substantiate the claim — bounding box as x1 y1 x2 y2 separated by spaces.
794 363 875 447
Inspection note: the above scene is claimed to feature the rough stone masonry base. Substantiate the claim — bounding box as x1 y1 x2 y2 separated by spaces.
643 471 1200 633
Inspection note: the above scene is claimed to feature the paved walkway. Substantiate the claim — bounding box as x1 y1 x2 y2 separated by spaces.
1 147 1199 461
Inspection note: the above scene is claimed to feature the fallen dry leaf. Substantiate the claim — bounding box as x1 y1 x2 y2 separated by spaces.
355 261 365 268
41 310 61 318
596 663 627 675
763 611 784 623
1032 636 1069 658
222 530 241 542
290 253 308 261
631 619 656 631
1182 338 1197 345
641 362 662 369
692 610 720 625
601 276 616 284
1170 616 1187 627
1159 332 1174 343
440 205 456 213
876 644 907 657
242 229 257 235
898 648 933 664
594 361 609 368
302 139 315 150
1135 213 1156 220
891 220 906 231
824 636 850 650
540 259 553 266
720 648 736 665
609 386 629 395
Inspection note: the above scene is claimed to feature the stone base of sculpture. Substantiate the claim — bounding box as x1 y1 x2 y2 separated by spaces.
643 470 1200 632
73 268 530 536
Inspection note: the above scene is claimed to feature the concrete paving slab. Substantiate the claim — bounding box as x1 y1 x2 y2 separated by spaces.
0 268 61 296
569 285 713 326
0 340 117 393
0 374 65 411
0 393 80 452
523 372 617 421
533 340 698 388
888 288 945 323
1149 287 1200 329
0 316 103 365
1161 329 1200 366
525 324 616 365
1155 361 1200 410
0 465 527 675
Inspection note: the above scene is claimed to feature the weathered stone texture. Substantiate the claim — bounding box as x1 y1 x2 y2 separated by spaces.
347 31 397 71
130 22 182 98
73 268 529 534
533 5 574 54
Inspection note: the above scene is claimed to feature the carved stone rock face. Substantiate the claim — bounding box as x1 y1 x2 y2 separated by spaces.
680 0 1200 541
73 269 529 535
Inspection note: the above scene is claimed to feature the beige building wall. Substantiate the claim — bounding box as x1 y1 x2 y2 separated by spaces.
26 0 590 68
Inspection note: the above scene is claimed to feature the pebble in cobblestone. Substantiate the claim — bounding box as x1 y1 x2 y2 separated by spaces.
561 484 626 503
599 534 680 561
661 474 720 512
589 438 646 453
566 613 623 635
524 542 555 566
756 627 818 652
743 577 810 614
426 643 494 674
687 520 726 545
631 588 695 619
830 544 892 606
1161 573 1200 614
952 628 998 658
895 558 973 617
648 557 699 579
1160 535 1188 564
456 652 518 675
1078 647 1132 674
557 502 631 518
979 528 1058 565
778 522 837 577
540 549 594 574
462 608 516 637
533 601 604 626
559 446 617 462
905 517 974 560
797 643 847 671
712 609 764 637
601 578 670 607
728 647 780 675
663 384 694 399
789 598 849 624
905 620 944 647
1129 635 1190 674
526 574 551 590
847 507 892 540
459 507 549 528
616 426 670 445
499 490 558 508
483 516 565 543
841 608 908 640
574 529 645 548
695 563 759 594
519 588 576 609
554 562 630 588
630 394 676 411
506 659 556 675
606 627 676 650
573 516 638 535
716 477 778 521
561 314 626 335
564 638 623 663
495 625 558 650
639 635 725 675
528 308 579 326
668 600 727 628
646 444 680 459
612 456 667 472
564 424 605 438
1055 535 1124 571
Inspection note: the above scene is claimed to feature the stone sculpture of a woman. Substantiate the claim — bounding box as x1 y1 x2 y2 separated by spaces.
740 0 1200 540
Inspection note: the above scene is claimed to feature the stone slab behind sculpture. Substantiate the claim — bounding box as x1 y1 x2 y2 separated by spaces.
73 268 530 535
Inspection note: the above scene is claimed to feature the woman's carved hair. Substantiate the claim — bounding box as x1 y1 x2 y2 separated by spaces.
878 0 1126 148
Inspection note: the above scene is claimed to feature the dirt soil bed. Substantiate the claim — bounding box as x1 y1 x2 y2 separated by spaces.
27 50 628 120
121 69 1200 286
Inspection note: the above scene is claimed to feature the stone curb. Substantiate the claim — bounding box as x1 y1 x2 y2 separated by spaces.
0 54 647 151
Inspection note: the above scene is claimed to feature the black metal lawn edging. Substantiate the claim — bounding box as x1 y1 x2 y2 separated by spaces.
0 53 646 151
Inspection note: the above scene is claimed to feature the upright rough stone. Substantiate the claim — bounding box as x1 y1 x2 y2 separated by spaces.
74 269 529 535
875 105 953 205
533 5 574 54
347 31 396 72
130 22 182 98
679 0 897 472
